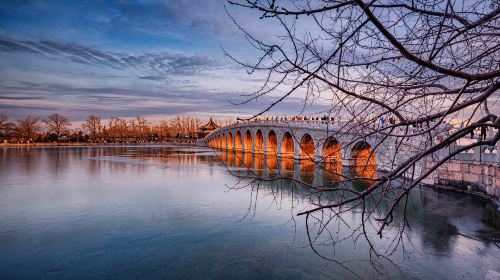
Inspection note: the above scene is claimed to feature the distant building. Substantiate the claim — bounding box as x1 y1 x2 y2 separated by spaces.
199 118 220 137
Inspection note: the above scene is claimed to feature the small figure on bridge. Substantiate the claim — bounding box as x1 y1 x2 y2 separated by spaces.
379 116 386 128
480 126 488 140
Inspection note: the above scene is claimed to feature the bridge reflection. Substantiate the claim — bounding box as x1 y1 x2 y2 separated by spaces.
216 150 377 187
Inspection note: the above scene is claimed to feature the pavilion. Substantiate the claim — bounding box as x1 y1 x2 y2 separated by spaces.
199 118 220 137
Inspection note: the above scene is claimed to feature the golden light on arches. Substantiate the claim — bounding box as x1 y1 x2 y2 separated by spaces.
244 130 252 151
299 133 315 159
235 131 242 150
280 132 294 158
267 130 277 154
227 132 234 150
255 130 264 153
280 132 295 171
322 137 341 162
322 137 342 178
350 141 377 182
299 134 315 172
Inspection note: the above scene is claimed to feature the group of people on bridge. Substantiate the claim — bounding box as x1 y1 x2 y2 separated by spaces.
236 115 336 124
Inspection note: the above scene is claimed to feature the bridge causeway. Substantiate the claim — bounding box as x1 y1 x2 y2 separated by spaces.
198 119 433 173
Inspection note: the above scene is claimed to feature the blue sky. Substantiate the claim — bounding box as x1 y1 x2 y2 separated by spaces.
0 0 316 122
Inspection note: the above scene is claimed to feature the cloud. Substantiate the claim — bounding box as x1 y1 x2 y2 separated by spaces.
0 37 40 53
0 95 44 100
0 79 330 121
0 36 221 78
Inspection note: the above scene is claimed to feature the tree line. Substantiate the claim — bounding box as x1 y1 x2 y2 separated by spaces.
0 113 221 144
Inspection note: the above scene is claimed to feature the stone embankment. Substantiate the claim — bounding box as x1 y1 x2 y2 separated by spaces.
428 140 500 201
435 161 499 199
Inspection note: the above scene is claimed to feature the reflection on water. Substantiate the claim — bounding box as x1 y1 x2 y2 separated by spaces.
0 146 499 280
217 150 372 188
323 161 342 183
266 154 278 171
280 155 294 171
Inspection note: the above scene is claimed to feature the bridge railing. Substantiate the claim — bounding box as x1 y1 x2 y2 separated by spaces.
204 119 342 137
450 143 499 165
207 119 451 139
230 118 341 128
446 127 499 165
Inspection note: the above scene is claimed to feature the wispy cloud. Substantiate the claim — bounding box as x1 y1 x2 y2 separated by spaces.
0 79 326 121
0 36 221 79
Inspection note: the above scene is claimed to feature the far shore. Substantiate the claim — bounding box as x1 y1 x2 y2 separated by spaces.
0 142 198 147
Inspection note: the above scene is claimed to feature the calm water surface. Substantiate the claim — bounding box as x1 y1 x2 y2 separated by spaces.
0 146 499 279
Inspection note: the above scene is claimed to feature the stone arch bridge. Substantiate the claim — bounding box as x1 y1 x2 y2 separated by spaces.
198 119 432 173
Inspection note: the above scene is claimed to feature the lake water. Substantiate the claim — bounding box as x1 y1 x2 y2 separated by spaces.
0 146 499 279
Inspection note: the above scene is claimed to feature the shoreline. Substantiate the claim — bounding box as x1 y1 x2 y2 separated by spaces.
0 142 197 147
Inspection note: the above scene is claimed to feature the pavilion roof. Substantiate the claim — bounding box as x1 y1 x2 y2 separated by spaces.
200 118 220 130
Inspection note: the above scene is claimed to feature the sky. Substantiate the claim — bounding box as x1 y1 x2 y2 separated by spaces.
0 0 319 123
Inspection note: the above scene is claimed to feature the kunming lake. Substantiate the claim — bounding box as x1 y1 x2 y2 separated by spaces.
0 146 499 279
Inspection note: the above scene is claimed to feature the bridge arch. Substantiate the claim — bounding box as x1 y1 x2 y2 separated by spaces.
322 137 342 162
267 130 278 155
280 131 294 158
235 131 242 150
350 140 377 179
322 136 342 178
255 129 264 153
299 133 315 159
244 130 252 152
228 132 234 150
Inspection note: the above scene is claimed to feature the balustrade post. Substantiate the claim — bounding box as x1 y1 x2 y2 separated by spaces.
473 145 481 162
497 141 500 164
448 141 457 161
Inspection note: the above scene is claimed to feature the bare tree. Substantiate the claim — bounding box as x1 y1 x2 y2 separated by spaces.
168 115 201 136
43 113 72 139
0 114 7 130
135 116 150 140
0 114 15 141
16 116 41 143
82 114 102 141
156 120 171 138
225 0 499 262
